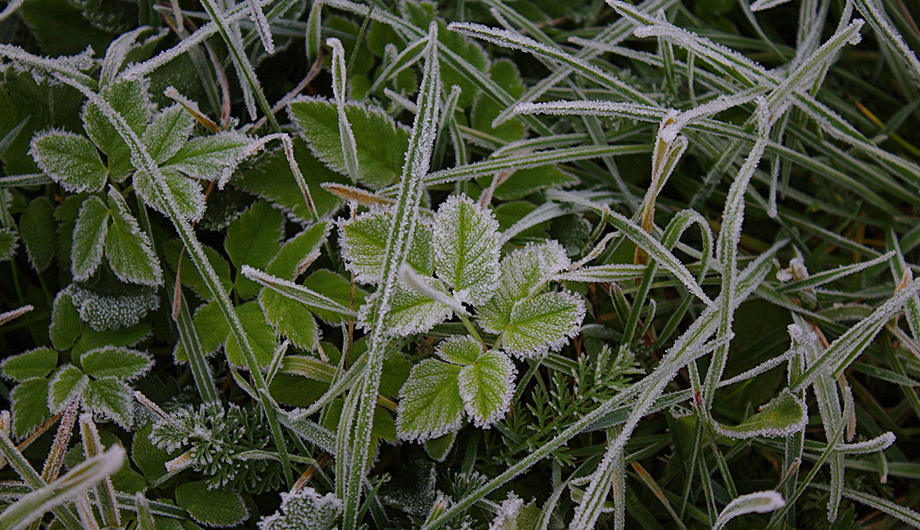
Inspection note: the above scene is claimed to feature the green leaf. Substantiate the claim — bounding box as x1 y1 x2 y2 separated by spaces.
10 377 52 439
142 104 195 163
225 201 284 299
433 194 501 305
266 222 329 280
423 431 456 462
259 289 319 352
192 300 230 356
105 189 162 286
501 291 586 358
30 131 107 192
358 280 452 337
80 347 153 380
478 242 570 333
0 227 18 261
163 240 232 300
434 335 482 366
458 349 515 427
83 378 134 428
471 59 525 143
70 195 110 281
18 196 56 272
302 269 367 324
257 486 342 530
714 390 808 439
225 301 277 370
175 481 249 528
396 359 464 442
163 131 249 180
493 165 579 201
132 423 174 482
50 291 83 350
48 364 89 412
339 209 434 284
134 167 205 222
68 283 158 332
289 97 410 189
1 347 57 382
82 79 150 181
712 491 785 530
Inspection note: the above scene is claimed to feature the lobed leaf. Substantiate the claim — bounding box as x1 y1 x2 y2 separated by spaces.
397 359 464 442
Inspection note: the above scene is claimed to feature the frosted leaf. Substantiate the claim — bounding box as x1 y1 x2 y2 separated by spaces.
378 460 438 517
399 263 469 316
29 130 107 193
70 196 111 281
500 291 586 358
259 288 320 353
47 365 89 413
246 0 275 54
357 279 452 338
162 130 250 180
0 226 18 262
257 487 342 530
326 38 360 183
82 79 152 182
79 347 153 381
458 349 515 427
713 491 785 530
477 241 570 333
338 209 434 284
750 0 794 10
856 0 920 85
68 283 159 332
488 493 523 530
713 389 808 439
101 26 168 86
134 167 206 222
105 188 163 287
142 104 195 163
242 266 357 317
839 432 896 455
396 359 464 442
435 335 483 365
83 378 135 429
433 194 501 305
0 346 57 382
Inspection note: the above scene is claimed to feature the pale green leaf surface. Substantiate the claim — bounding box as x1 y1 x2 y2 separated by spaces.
83 378 134 428
433 194 500 305
135 167 205 222
82 79 150 181
397 359 464 442
358 280 452 337
258 486 342 530
163 130 249 180
435 335 483 365
265 222 329 280
225 301 277 370
714 390 808 439
30 131 107 193
339 209 434 284
142 104 195 163
458 349 515 427
713 491 785 530
302 269 367 324
501 291 585 358
260 288 320 352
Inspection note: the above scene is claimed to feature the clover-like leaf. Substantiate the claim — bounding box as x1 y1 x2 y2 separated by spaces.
79 347 153 381
105 188 162 286
501 291 585 358
142 104 195 163
71 195 110 281
82 79 150 181
339 209 434 284
224 301 277 370
397 359 464 442
48 365 89 413
29 131 107 192
260 289 320 352
458 349 515 427
10 377 52 439
478 241 570 333
433 194 500 305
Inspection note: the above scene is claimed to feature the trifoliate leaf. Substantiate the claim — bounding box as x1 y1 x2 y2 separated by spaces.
714 389 808 439
302 269 367 324
29 131 107 192
1 347 57 382
48 364 89 412
80 347 153 381
434 335 482 366
257 487 342 530
265 222 330 281
478 241 570 333
163 130 250 181
225 201 284 299
289 97 410 189
260 289 319 352
225 301 277 370
105 188 163 286
134 167 206 222
71 195 110 281
68 283 159 332
83 377 134 428
18 196 56 272
10 377 52 439
433 194 500 305
501 291 585 358
142 104 195 163
397 359 464 442
458 349 515 427
358 280 452 337
82 79 150 181
176 481 249 528
339 209 434 284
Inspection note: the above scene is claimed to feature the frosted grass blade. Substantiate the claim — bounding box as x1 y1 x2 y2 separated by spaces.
245 0 275 54
811 483 920 527
855 0 920 86
242 266 357 315
712 491 785 530
776 252 894 294
886 229 920 347
327 38 360 183
341 22 441 530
